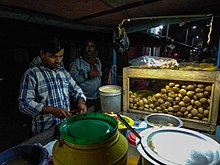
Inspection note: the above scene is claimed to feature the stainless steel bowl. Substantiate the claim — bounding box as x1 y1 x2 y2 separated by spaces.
145 113 183 128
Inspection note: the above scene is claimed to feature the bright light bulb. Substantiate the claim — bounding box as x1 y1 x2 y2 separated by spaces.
159 25 163 29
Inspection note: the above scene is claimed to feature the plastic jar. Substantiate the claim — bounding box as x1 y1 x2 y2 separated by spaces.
99 85 122 113
127 131 141 165
53 112 128 165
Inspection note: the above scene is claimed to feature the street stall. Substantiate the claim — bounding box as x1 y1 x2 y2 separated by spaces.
1 12 220 165
118 13 220 134
1 39 220 165
0 110 219 165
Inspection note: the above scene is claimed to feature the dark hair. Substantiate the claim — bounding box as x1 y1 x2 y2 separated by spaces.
40 37 62 54
84 40 96 47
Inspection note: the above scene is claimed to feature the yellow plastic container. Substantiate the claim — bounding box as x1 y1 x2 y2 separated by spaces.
106 113 134 137
53 113 128 165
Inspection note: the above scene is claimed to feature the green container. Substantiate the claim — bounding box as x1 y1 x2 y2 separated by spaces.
53 112 128 165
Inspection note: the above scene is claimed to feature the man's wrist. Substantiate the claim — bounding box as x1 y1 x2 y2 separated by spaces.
77 97 86 106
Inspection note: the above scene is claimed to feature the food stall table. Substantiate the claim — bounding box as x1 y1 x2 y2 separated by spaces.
19 112 219 165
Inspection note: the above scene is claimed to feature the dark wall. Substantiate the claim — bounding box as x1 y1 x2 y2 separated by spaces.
0 17 113 114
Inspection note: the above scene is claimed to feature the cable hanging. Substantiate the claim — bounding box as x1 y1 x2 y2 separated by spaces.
207 16 213 44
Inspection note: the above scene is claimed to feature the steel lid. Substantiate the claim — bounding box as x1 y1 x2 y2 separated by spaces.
136 127 220 165
99 85 121 94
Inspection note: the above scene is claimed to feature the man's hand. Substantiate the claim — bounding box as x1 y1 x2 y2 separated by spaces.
88 64 99 78
53 108 72 118
42 106 71 118
77 98 87 114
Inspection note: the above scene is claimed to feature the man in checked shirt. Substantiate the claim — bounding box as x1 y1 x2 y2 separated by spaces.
18 37 87 135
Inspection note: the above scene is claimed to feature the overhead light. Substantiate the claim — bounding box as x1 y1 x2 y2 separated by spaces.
192 26 196 29
179 21 186 27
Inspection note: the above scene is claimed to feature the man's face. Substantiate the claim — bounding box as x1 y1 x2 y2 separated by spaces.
85 41 95 56
41 49 64 70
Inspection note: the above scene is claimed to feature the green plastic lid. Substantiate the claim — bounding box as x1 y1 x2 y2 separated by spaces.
59 112 118 144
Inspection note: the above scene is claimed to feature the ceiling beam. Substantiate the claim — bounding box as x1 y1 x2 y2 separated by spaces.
72 0 161 22
0 5 113 32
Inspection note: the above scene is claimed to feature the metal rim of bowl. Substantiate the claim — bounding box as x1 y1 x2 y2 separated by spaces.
144 113 183 128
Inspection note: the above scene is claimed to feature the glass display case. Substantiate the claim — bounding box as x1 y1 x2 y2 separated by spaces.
123 67 220 133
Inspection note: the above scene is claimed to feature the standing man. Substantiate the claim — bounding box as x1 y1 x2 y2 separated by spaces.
18 37 87 135
70 40 102 112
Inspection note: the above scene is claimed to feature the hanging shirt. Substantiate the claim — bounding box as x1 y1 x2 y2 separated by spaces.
18 58 86 135
69 56 102 100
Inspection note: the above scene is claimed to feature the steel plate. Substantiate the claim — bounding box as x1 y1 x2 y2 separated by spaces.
137 127 220 165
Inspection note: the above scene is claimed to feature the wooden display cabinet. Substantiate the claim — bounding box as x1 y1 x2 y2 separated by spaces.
123 67 220 133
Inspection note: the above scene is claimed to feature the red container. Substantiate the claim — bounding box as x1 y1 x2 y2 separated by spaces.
127 131 141 165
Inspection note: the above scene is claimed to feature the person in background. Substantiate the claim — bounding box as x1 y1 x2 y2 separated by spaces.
69 40 102 112
18 37 87 135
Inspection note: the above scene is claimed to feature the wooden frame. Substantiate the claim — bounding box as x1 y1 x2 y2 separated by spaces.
123 67 220 133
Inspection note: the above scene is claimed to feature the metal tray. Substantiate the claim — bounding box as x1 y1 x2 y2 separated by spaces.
137 127 220 165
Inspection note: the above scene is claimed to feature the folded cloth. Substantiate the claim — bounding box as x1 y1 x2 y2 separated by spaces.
185 141 220 165
42 140 57 165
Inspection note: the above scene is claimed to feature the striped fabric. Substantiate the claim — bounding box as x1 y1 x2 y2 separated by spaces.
18 62 86 135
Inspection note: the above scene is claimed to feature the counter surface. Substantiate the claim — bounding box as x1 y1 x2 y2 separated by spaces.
21 111 219 146
19 112 219 165
22 125 55 146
